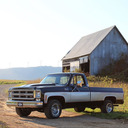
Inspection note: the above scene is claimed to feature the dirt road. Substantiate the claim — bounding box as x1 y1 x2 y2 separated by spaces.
0 84 128 128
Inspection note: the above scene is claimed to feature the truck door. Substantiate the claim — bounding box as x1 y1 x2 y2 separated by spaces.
70 74 90 102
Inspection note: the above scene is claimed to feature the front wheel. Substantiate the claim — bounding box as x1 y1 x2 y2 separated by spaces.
16 108 31 117
44 100 62 119
101 100 113 113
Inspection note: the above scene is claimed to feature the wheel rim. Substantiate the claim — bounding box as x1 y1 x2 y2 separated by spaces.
51 103 60 117
106 103 113 113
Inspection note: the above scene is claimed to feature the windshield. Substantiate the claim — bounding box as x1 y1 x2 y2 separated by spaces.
40 74 70 85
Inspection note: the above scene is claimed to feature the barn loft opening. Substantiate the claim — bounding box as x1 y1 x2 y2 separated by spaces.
80 60 90 73
62 56 90 73
63 66 70 72
79 56 90 73
62 60 70 72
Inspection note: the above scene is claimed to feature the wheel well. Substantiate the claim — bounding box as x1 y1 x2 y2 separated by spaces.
48 96 65 108
105 97 116 103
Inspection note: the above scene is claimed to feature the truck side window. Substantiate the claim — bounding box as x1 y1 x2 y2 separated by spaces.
77 75 85 87
71 76 77 85
60 76 70 85
71 75 85 87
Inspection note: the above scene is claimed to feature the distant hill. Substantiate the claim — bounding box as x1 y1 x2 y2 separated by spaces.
0 66 62 80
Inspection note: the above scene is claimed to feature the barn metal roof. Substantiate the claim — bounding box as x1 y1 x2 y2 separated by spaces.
62 26 115 60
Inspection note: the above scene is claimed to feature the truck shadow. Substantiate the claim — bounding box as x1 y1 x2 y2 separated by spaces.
20 111 128 127
20 113 94 128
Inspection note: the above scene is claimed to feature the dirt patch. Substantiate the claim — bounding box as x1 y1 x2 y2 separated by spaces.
0 121 8 128
0 98 5 101
0 84 128 128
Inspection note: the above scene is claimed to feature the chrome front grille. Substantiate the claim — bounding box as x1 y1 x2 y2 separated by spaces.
12 89 35 101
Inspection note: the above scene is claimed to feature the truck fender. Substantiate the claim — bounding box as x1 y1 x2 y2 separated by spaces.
104 96 116 103
44 92 66 104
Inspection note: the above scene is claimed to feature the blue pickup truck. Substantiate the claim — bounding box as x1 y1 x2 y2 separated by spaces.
6 73 124 119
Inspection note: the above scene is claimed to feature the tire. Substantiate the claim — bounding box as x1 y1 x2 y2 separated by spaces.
16 108 31 117
101 100 113 113
44 100 62 119
74 106 85 112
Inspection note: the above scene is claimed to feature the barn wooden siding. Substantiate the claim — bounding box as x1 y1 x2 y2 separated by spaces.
90 27 128 75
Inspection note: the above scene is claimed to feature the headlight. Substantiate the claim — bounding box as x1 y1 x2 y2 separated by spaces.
36 91 41 98
8 91 12 98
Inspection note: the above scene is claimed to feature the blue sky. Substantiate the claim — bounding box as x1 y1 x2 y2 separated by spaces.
0 0 128 69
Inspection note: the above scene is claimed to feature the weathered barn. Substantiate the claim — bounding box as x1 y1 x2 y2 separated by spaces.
62 26 128 75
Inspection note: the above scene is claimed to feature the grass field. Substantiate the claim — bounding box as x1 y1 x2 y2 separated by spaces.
0 79 25 85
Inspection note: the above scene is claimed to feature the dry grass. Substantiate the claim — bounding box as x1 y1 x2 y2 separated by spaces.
0 79 25 85
25 79 42 84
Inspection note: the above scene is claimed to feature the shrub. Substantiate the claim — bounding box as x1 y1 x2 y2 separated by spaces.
99 54 128 76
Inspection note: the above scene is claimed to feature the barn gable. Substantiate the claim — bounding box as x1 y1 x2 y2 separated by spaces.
63 26 115 60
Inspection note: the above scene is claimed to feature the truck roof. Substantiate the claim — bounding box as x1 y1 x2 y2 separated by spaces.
47 72 85 75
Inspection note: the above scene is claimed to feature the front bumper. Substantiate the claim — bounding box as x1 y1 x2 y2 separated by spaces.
6 100 43 108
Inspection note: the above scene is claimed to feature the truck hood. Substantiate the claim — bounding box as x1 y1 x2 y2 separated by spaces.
9 83 66 92
20 83 56 88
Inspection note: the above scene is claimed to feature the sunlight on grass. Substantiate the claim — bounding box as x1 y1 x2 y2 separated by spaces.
0 79 25 85
66 108 128 119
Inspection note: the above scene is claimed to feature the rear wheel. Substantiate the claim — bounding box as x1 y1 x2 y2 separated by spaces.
101 100 113 113
44 100 62 119
16 108 31 117
74 106 85 112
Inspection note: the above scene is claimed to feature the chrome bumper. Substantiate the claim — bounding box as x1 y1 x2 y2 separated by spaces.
6 100 43 108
